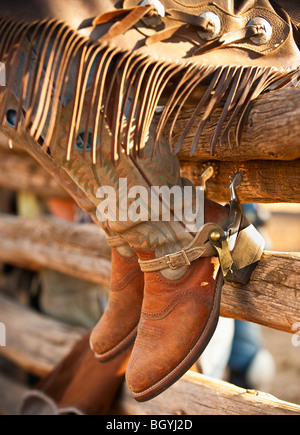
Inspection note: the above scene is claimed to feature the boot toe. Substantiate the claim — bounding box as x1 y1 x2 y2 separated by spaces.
125 296 217 401
90 313 138 361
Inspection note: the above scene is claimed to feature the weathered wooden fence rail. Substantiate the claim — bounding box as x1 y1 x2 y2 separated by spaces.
1 141 299 203
0 214 111 287
1 294 300 415
0 294 85 378
0 88 300 204
0 213 299 335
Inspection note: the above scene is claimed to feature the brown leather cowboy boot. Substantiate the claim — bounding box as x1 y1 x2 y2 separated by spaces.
122 176 265 402
90 236 144 361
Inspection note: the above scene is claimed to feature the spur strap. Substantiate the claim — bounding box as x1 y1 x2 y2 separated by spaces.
138 223 220 272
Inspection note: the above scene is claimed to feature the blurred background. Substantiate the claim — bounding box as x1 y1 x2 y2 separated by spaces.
257 203 300 405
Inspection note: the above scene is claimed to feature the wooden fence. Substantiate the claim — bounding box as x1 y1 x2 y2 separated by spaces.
0 87 300 415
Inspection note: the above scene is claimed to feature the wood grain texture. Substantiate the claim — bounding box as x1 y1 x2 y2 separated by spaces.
0 295 85 378
1 88 300 204
221 251 300 334
180 160 300 203
1 146 299 204
1 293 299 415
166 88 300 162
0 213 112 287
115 371 300 415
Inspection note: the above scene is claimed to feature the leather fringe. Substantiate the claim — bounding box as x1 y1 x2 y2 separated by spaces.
0 16 298 164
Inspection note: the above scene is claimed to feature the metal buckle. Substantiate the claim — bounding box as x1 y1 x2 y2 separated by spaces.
166 250 191 270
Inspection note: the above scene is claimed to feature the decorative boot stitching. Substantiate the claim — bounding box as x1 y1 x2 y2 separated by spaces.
111 269 144 290
141 289 212 320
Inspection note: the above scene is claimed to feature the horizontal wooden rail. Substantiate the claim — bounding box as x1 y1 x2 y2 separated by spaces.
115 371 300 416
0 213 299 334
166 87 300 162
1 145 299 203
222 251 300 333
0 294 84 378
0 213 111 288
0 294 299 415
181 160 300 203
2 87 299 163
0 148 67 200
1 89 300 204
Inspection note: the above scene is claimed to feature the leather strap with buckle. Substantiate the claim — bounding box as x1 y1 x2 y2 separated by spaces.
166 250 191 270
138 223 220 272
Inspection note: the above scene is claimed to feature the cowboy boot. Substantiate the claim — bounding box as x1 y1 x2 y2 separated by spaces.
0 42 270 405
90 236 144 361
55 112 262 402
43 86 251 401
122 175 265 402
90 172 212 362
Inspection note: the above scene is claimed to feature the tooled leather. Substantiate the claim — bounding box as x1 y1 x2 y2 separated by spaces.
272 1 300 26
124 0 292 55
110 267 143 290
